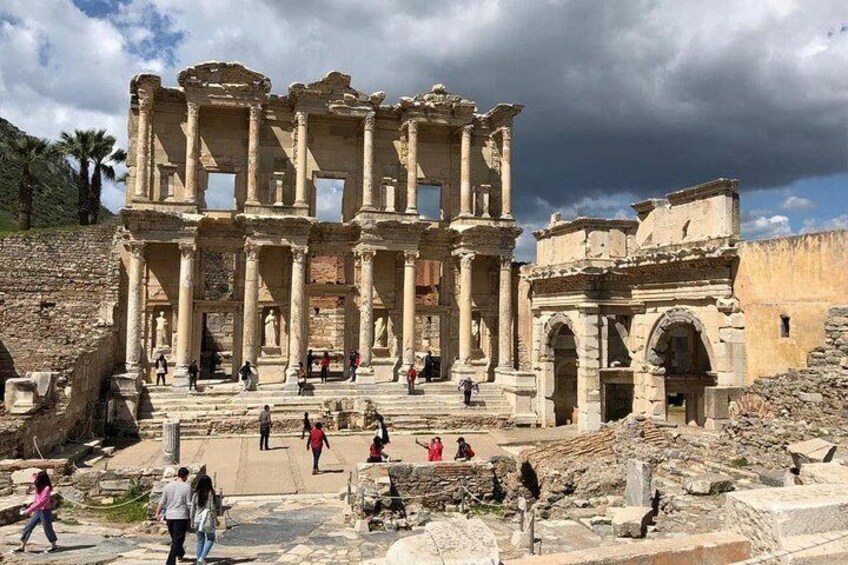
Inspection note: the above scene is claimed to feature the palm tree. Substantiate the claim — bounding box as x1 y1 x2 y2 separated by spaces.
59 129 94 225
88 130 126 224
0 137 58 230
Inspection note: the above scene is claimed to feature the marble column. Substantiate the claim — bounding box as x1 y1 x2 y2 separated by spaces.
246 104 262 205
294 111 309 209
401 250 418 373
357 248 376 383
241 242 260 365
361 112 376 212
286 246 309 384
405 121 418 214
174 243 196 384
500 127 512 218
184 101 200 204
460 124 473 216
125 241 146 370
133 97 153 200
457 251 475 366
498 255 513 369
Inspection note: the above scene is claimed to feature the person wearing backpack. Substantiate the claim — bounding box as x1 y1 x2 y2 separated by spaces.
455 437 475 461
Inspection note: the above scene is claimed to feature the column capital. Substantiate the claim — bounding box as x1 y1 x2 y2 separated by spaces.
187 100 200 118
291 245 309 262
244 241 261 260
405 119 419 135
403 249 419 265
179 242 197 259
139 96 154 112
295 110 308 127
126 240 146 257
499 254 513 270
249 104 263 121
356 247 376 263
494 125 512 141
364 112 376 131
461 124 474 136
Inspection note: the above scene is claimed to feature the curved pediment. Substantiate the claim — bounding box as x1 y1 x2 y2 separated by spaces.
178 61 271 94
288 71 385 114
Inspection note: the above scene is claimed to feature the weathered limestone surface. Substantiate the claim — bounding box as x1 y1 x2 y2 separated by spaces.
800 463 848 486
788 438 837 467
683 474 735 495
624 459 652 506
385 517 499 565
609 506 652 538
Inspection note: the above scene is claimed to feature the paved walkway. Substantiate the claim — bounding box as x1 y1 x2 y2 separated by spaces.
106 431 520 496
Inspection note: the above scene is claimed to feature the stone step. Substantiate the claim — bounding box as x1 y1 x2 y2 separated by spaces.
776 530 848 564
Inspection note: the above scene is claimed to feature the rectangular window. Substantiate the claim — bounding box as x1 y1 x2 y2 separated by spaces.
204 173 236 210
780 315 790 338
418 184 441 220
315 178 344 222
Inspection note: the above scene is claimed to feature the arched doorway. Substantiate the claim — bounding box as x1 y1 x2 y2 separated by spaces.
646 309 716 426
551 324 578 425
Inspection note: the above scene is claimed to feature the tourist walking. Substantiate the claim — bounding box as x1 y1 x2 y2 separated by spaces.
407 364 418 395
296 362 308 396
259 405 271 451
307 422 330 474
423 351 434 382
348 349 359 382
455 437 475 461
155 353 168 386
415 436 444 461
320 351 331 383
239 360 255 391
306 349 315 378
374 413 390 445
188 359 199 391
11 470 57 554
191 475 217 565
459 376 476 407
367 437 389 463
301 412 312 440
156 467 192 565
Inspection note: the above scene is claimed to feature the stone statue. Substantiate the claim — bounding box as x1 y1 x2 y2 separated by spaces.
374 316 387 347
471 318 480 349
155 311 169 348
264 309 278 347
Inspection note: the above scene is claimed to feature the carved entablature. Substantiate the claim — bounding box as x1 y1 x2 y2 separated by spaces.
288 71 385 116
453 224 522 256
178 61 271 106
479 103 524 130
120 208 200 240
130 73 162 107
397 84 477 125
357 220 426 251
240 216 314 242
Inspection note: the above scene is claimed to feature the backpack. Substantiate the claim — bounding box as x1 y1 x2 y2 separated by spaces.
465 445 475 458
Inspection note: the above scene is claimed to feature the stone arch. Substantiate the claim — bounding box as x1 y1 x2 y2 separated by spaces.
540 312 581 362
644 307 716 371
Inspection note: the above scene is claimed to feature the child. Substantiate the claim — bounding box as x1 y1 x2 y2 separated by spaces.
12 470 57 554
301 412 312 440
367 437 389 463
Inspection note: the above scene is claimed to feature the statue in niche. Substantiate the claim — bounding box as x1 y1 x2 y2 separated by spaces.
264 309 279 347
388 317 398 357
155 311 169 349
471 318 481 349
374 316 387 347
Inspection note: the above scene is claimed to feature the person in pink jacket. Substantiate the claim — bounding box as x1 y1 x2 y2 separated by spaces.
11 470 57 554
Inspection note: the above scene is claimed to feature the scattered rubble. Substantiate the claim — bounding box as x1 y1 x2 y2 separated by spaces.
683 474 735 496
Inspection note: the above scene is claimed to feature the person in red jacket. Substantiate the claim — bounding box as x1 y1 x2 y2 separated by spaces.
367 437 389 463
407 364 418 395
415 436 444 462
307 422 330 474
320 352 331 383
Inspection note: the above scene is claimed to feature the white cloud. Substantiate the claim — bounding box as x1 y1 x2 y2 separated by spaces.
741 214 793 239
800 214 848 233
782 195 816 211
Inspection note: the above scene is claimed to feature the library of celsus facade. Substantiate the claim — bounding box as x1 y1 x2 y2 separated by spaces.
122 62 522 387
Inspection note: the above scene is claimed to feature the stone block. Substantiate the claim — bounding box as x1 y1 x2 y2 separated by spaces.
788 438 837 467
5 378 40 415
385 517 499 565
625 459 653 507
609 506 652 538
684 474 735 495
10 468 45 485
704 418 728 431
798 392 824 403
704 386 743 420
99 479 133 493
801 463 848 486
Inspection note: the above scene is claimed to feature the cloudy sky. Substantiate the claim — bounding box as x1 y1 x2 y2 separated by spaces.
1 0 847 260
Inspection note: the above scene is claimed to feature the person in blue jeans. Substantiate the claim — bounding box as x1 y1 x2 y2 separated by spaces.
191 475 217 565
307 422 330 474
12 470 57 554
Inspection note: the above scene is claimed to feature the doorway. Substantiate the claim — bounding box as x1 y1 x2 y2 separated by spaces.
552 324 578 426
200 311 235 380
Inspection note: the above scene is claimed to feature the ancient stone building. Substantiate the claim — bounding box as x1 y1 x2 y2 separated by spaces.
123 61 522 386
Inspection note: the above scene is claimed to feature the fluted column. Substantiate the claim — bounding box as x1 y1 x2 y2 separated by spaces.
361 113 376 212
401 250 418 372
460 124 473 216
501 127 512 218
125 241 146 370
457 251 475 366
174 243 196 379
133 97 153 200
286 246 309 383
241 242 260 365
294 111 309 209
357 248 376 383
405 121 418 214
498 255 513 369
246 104 262 205
184 101 200 204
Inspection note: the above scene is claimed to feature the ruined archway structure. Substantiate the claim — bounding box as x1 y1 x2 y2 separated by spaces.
519 179 747 432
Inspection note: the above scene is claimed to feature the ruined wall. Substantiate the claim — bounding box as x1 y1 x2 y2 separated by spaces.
735 230 848 383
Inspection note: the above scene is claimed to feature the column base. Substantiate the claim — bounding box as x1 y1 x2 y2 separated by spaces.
494 366 515 385
293 201 309 210
245 199 261 206
451 363 476 384
354 366 376 385
282 367 301 391
172 367 191 388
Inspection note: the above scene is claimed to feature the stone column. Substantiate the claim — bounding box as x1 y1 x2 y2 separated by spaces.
286 246 309 384
400 250 418 373
162 420 180 465
405 121 418 214
133 97 153 200
498 255 513 369
125 241 146 370
577 309 602 432
173 243 196 385
361 112 376 212
460 124 473 216
184 101 200 204
458 251 475 366
500 127 512 218
356 248 376 383
242 242 260 365
246 104 262 205
294 111 309 209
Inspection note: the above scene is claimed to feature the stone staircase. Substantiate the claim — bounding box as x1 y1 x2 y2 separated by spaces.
137 379 516 438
